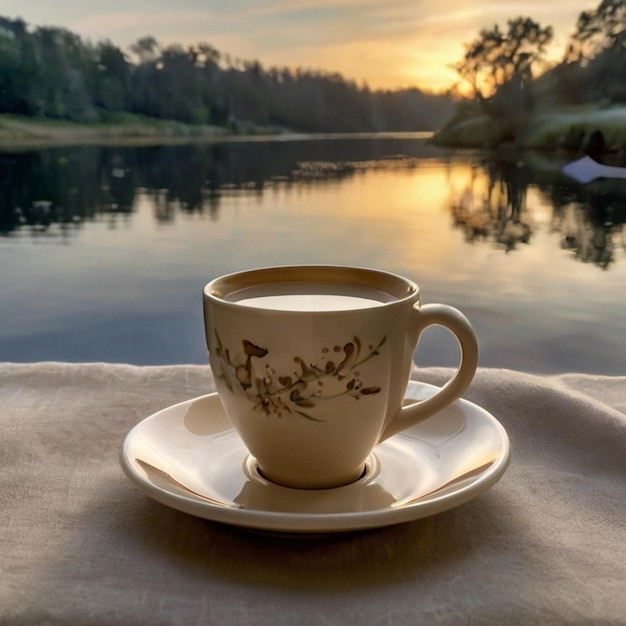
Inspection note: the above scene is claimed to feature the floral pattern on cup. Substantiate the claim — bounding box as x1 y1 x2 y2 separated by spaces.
213 332 386 421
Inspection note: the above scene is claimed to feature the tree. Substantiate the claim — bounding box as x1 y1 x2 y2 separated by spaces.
0 19 23 113
129 36 160 64
560 0 626 104
92 41 131 111
452 17 553 116
30 26 96 121
566 0 626 63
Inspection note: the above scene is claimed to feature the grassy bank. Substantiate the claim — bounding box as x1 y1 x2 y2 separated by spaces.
432 104 626 153
526 107 626 151
0 112 286 146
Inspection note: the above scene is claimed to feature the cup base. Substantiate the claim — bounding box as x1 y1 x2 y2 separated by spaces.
246 456 373 490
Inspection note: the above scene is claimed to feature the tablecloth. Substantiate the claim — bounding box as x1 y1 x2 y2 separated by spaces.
1 362 624 625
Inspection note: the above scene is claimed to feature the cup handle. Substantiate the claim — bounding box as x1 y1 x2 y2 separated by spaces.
379 303 479 441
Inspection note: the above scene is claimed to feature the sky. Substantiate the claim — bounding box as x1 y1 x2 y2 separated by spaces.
2 0 596 92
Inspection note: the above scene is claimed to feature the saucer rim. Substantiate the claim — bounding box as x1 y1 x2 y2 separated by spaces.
121 381 511 533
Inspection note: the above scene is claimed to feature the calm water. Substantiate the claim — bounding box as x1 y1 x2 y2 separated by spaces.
1 134 625 374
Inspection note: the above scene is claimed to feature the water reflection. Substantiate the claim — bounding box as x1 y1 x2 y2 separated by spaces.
549 179 626 269
447 155 625 268
0 138 439 235
2 140 624 269
449 159 534 253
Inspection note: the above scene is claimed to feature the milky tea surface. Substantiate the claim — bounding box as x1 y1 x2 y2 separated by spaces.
226 282 396 311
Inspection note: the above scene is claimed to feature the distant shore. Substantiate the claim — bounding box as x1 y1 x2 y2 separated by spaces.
0 113 290 147
0 114 438 148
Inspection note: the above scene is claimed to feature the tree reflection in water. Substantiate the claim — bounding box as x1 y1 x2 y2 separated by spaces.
549 179 625 269
448 154 625 268
450 159 533 253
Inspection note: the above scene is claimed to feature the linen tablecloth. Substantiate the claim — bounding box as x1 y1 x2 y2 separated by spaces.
1 362 624 625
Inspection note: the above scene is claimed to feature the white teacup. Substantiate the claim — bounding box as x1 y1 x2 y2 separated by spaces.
203 265 478 489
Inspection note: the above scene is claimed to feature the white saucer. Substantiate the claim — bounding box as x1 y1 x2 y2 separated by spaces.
121 381 510 534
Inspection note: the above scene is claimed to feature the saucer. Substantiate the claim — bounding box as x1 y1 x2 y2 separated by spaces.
120 381 510 534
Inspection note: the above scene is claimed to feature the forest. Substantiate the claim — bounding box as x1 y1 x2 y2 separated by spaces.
0 17 454 134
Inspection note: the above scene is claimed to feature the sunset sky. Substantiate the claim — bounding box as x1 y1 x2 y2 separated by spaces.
3 0 595 92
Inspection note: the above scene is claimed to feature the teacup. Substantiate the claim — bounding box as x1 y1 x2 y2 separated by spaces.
203 265 478 489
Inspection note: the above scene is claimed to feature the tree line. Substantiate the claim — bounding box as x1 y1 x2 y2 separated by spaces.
0 17 453 133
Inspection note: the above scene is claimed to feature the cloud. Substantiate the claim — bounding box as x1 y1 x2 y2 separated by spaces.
65 10 226 45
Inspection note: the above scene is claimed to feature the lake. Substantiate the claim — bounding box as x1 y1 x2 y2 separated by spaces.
1 133 625 374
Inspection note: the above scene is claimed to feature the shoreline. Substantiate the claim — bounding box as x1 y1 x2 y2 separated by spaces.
0 114 434 149
4 105 626 155
0 113 275 148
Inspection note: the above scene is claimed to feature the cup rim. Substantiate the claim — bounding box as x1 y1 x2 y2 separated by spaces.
203 264 419 310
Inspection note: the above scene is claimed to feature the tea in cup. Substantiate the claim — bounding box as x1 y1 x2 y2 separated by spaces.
203 265 478 489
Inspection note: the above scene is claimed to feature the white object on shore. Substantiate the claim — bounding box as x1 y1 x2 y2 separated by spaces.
562 155 626 184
